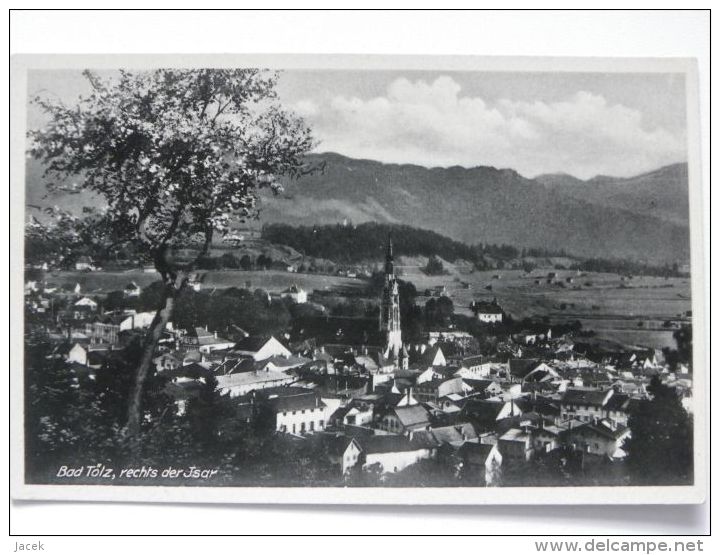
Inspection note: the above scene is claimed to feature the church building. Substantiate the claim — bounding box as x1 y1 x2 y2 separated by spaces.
379 239 409 370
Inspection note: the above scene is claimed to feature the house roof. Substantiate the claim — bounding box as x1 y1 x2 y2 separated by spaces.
428 422 478 446
163 362 214 380
196 334 233 347
459 442 497 464
163 380 205 401
471 301 503 314
392 404 431 428
234 335 283 353
561 388 611 407
420 346 445 366
509 358 540 379
92 313 127 326
499 428 530 442
358 435 426 454
354 355 379 371
216 358 255 375
462 355 488 367
463 378 499 392
567 420 629 441
260 355 309 368
462 398 506 423
325 435 361 457
217 369 294 390
269 392 325 413
604 392 631 412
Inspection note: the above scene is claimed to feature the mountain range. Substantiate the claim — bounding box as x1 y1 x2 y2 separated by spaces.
261 154 690 264
24 153 690 264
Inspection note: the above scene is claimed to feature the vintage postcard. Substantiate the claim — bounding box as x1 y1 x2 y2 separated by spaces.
10 54 706 505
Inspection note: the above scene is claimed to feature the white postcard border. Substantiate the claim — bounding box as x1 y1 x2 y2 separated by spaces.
10 53 708 505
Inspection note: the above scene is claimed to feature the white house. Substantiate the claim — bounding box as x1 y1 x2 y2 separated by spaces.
462 398 523 429
281 284 308 304
271 392 328 435
420 345 446 367
66 343 90 366
326 437 363 475
522 362 561 384
118 311 161 331
123 281 142 298
563 419 631 460
217 369 295 397
360 436 433 474
74 256 95 271
181 326 234 353
380 404 431 435
470 299 503 323
74 297 98 311
498 428 534 463
459 441 503 485
233 335 292 361
342 405 374 427
560 388 615 423
65 342 110 369
153 352 182 373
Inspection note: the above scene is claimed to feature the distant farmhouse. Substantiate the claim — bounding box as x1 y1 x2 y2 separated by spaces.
470 298 503 323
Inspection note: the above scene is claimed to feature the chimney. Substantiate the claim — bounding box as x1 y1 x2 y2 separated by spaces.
214 331 218 338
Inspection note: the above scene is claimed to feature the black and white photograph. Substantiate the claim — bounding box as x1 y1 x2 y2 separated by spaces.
10 52 706 506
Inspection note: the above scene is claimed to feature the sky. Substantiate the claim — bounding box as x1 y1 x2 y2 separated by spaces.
26 69 688 179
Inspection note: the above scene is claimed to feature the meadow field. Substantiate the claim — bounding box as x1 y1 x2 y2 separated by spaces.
45 265 691 350
44 269 365 296
400 266 691 350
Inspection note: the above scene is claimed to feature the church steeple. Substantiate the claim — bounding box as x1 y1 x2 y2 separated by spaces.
380 236 402 362
385 236 394 276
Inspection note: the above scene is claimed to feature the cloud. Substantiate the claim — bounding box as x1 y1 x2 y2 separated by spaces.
292 76 686 179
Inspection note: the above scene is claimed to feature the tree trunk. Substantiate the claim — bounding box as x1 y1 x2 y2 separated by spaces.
125 271 186 447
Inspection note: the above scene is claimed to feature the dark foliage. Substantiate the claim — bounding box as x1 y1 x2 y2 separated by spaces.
262 222 526 268
625 376 693 485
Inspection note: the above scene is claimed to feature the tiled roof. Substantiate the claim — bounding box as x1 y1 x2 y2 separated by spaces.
216 369 294 390
358 435 427 454
234 335 277 353
604 393 631 411
561 388 611 407
270 392 325 412
462 398 506 423
459 442 496 464
393 404 431 428
428 422 478 446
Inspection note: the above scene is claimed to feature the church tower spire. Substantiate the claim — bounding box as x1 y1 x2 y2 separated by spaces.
380 236 402 362
385 236 394 276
